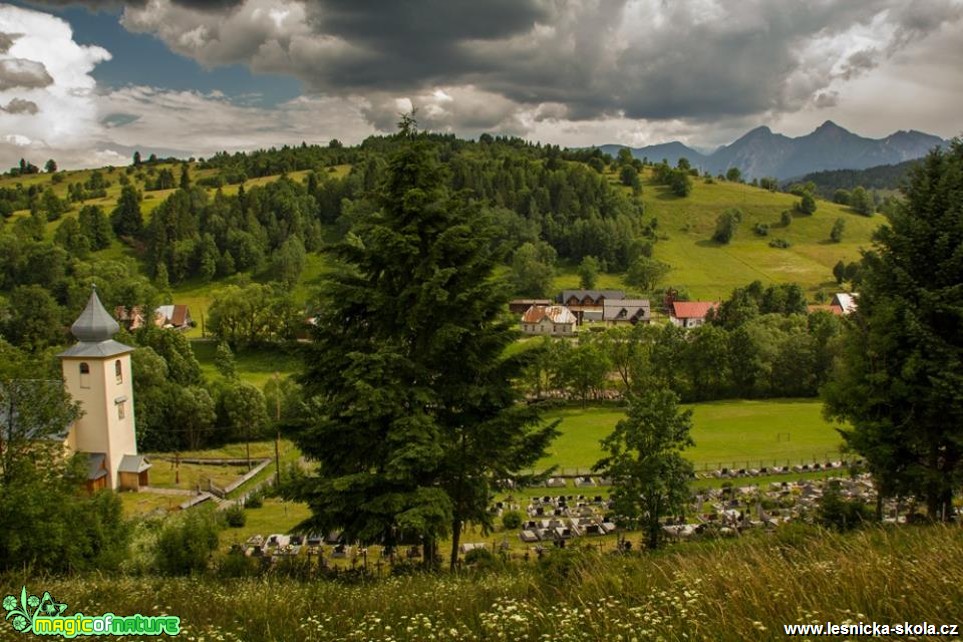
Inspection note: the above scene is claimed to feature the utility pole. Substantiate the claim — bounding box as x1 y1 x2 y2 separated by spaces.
274 372 281 487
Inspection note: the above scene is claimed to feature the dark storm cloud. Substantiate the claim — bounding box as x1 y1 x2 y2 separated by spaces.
21 0 242 11
0 57 53 90
0 32 18 53
1 97 39 114
103 0 963 131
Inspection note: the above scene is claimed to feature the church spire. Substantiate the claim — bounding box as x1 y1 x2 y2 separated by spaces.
70 285 120 343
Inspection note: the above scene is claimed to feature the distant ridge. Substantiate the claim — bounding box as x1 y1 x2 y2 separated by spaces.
599 122 947 180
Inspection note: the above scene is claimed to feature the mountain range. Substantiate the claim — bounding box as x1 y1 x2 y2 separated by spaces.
599 121 947 180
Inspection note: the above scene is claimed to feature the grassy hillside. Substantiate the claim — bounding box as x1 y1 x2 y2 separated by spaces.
638 170 880 300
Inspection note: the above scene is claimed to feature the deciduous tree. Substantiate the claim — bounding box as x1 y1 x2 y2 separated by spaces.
594 388 694 550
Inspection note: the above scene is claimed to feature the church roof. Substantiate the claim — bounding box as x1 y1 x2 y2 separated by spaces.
71 287 120 342
59 287 133 358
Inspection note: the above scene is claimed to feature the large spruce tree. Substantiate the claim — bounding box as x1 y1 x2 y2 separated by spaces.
823 140 963 520
289 126 556 567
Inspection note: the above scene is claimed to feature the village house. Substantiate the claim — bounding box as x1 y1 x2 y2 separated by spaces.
61 287 151 491
831 292 858 315
558 290 625 323
509 298 553 314
115 304 193 331
521 305 577 336
155 304 193 330
669 301 718 329
602 299 651 325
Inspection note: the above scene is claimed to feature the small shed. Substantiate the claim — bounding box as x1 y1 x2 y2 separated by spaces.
117 454 151 491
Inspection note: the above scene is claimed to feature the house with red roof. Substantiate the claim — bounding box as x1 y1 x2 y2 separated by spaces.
521 305 577 336
669 301 718 329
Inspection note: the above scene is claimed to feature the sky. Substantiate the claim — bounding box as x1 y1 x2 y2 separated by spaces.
0 0 961 169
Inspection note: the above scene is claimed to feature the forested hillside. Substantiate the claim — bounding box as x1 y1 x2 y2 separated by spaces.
0 130 880 353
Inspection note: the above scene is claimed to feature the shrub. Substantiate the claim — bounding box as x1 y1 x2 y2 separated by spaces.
217 549 260 578
830 217 845 243
753 223 769 236
796 193 817 215
225 504 247 528
463 547 498 570
780 210 793 227
818 480 875 531
713 208 742 244
154 509 221 575
501 510 523 530
245 491 264 509
769 238 791 249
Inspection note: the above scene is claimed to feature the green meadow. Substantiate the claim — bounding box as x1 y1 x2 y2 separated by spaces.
539 398 845 472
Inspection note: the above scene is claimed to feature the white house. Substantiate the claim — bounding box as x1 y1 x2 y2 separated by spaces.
669 301 718 329
521 305 577 336
59 287 150 491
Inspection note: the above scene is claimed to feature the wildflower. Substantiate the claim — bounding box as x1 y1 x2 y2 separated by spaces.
27 595 40 608
12 615 28 632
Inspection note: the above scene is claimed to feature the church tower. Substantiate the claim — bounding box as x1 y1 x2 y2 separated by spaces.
59 287 150 491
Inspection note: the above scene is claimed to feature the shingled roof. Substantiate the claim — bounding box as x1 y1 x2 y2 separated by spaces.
59 287 133 359
71 286 119 342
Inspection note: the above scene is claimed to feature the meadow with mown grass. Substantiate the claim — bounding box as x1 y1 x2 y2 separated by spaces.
4 525 960 641
539 398 844 473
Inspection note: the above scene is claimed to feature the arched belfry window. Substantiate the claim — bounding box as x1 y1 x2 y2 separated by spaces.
79 362 90 389
115 359 123 384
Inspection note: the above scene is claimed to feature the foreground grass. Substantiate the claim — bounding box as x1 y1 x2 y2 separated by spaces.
540 398 844 472
4 525 961 641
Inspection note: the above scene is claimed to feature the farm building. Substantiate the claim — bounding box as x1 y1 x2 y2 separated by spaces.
558 290 625 323
60 287 151 491
521 305 577 336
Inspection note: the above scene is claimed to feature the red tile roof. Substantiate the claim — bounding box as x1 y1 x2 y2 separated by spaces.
671 301 717 319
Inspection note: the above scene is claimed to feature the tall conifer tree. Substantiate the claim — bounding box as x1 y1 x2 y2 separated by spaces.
290 123 556 567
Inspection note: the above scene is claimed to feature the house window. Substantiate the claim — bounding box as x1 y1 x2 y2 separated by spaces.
115 360 123 384
79 362 90 389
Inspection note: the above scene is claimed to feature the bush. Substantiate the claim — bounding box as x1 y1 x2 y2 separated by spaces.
225 504 247 528
463 547 498 570
501 510 523 530
217 549 260 578
245 491 264 509
780 210 793 227
818 481 875 531
769 238 791 249
753 223 769 236
712 208 742 244
154 509 221 575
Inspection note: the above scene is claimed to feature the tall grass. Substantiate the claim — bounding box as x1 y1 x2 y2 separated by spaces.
4 525 961 641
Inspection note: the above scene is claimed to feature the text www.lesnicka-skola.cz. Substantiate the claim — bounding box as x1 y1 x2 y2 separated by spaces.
784 621 959 636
